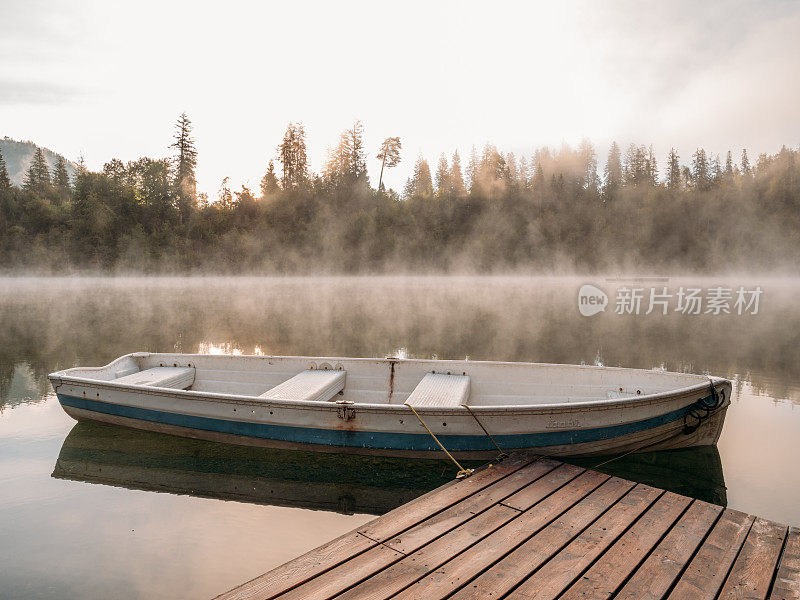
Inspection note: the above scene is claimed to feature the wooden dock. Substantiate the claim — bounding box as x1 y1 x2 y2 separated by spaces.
216 453 800 600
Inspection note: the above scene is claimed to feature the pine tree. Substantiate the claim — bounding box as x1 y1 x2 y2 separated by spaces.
278 122 309 190
666 148 681 191
376 137 402 191
481 144 507 182
348 120 368 182
518 155 530 188
505 152 519 186
623 144 639 186
0 148 10 191
260 160 280 197
322 123 367 186
711 154 722 182
603 142 623 198
53 155 71 200
435 154 450 196
323 132 352 184
170 113 198 216
74 154 87 184
645 145 658 186
756 152 770 173
577 139 598 191
449 151 466 196
682 165 693 189
725 151 734 176
404 156 433 198
692 148 710 190
623 144 654 187
466 146 478 192
23 147 51 195
415 158 433 198
741 149 751 175
532 149 545 188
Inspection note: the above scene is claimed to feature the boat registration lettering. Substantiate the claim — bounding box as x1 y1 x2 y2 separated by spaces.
546 418 581 429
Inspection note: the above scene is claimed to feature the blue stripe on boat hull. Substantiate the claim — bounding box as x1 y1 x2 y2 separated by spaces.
56 393 692 452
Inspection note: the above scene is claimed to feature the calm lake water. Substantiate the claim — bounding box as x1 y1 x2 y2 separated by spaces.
1 276 799 599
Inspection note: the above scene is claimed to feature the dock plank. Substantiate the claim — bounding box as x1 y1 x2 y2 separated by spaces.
390 476 634 600
772 527 800 600
275 460 575 600
215 454 536 600
718 517 788 600
665 509 755 600
379 461 581 554
334 504 521 600
442 475 632 600
505 484 662 600
614 500 723 600
339 470 612 600
555 492 692 600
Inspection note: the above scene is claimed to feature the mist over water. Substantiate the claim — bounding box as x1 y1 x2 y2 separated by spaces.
1 275 799 599
2 275 798 400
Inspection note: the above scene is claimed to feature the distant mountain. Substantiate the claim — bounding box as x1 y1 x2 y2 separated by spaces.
0 137 78 187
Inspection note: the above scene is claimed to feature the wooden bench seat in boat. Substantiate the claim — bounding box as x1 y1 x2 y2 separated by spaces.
404 373 471 408
113 367 196 390
259 369 346 403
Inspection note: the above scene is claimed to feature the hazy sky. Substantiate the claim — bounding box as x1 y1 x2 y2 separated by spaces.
2 0 799 195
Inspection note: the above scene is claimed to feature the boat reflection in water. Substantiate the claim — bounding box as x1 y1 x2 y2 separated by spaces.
567 445 727 506
52 422 459 515
52 421 727 513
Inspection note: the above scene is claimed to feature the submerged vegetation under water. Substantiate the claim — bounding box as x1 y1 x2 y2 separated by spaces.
1 116 798 274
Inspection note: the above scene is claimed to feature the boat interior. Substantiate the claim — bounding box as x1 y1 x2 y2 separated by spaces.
55 353 714 407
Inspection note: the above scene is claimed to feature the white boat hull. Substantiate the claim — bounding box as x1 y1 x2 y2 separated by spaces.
49 353 731 459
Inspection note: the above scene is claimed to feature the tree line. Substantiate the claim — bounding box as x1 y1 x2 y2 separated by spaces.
0 114 798 273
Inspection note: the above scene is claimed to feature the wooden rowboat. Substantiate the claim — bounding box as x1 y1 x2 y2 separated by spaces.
48 353 731 461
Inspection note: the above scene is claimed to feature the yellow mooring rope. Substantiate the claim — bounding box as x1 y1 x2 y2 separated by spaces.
406 404 474 478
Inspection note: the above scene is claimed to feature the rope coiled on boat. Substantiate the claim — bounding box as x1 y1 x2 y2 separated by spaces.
682 380 725 435
593 380 726 469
